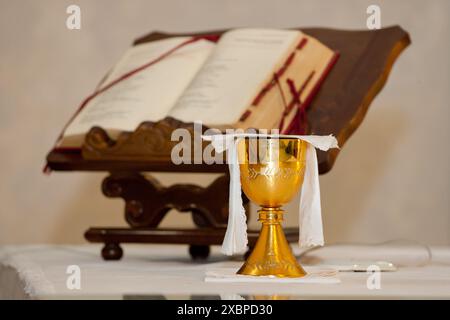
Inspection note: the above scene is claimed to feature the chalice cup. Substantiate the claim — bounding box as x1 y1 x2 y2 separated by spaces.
237 137 307 278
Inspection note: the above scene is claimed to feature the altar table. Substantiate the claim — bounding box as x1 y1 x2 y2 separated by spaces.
1 244 449 299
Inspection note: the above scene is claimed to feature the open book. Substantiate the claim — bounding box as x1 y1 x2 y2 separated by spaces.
58 28 338 148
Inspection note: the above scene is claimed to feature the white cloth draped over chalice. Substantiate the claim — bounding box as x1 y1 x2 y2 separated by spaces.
202 133 339 256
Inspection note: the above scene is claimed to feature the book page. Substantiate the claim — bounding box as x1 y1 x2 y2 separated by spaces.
168 29 301 125
233 34 337 133
64 37 215 137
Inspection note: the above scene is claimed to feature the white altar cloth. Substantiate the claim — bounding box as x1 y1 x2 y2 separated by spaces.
1 244 449 299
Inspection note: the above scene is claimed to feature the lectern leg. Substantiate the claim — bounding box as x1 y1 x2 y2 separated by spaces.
189 245 210 260
85 172 236 260
101 243 123 260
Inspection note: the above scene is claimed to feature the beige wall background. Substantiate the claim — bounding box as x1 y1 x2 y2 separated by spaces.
0 0 449 245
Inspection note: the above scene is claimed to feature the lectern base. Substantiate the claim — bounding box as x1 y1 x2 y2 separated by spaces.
84 226 300 260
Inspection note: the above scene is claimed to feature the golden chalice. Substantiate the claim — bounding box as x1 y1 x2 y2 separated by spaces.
237 137 307 278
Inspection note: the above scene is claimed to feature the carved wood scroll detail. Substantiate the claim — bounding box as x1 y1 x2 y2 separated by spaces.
101 172 248 229
82 117 204 161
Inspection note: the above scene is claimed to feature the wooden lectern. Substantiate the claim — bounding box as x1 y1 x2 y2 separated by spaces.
46 26 410 260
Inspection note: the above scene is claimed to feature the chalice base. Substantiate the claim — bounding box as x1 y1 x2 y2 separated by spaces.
237 208 306 278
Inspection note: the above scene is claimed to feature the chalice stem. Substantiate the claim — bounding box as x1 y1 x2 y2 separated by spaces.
237 208 306 277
